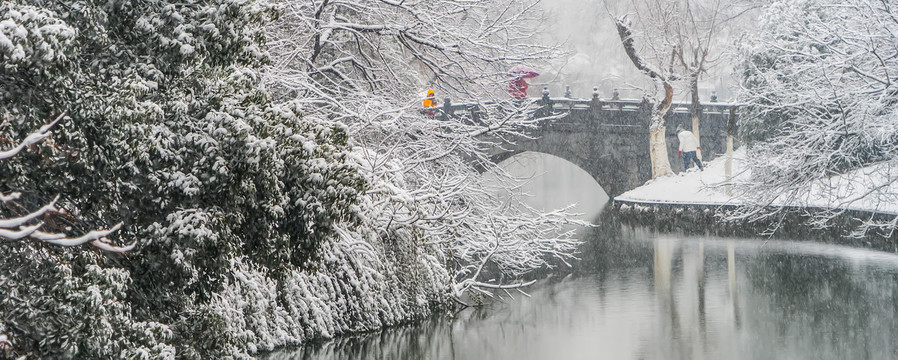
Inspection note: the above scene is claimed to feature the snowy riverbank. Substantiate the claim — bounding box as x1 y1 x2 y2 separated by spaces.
611 148 898 248
615 149 746 207
616 148 898 216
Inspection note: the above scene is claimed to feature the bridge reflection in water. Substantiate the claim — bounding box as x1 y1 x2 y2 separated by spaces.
650 236 741 359
269 215 898 360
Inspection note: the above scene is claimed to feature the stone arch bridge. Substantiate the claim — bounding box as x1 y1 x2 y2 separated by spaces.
435 89 739 196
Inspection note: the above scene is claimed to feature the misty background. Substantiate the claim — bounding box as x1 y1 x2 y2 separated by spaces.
531 0 761 103
485 0 762 224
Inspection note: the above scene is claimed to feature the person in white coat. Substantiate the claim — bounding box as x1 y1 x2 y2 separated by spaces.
677 125 704 171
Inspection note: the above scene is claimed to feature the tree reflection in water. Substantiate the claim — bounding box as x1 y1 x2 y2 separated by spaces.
267 210 898 360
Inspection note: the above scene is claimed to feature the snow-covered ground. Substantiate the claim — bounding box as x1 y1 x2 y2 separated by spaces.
616 148 898 216
615 149 746 206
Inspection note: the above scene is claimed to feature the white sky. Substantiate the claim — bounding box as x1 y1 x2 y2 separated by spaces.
536 0 760 102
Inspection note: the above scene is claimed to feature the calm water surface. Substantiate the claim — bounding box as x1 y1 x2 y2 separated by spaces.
268 220 898 360
268 153 898 360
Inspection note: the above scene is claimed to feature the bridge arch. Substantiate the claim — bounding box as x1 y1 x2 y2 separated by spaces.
483 151 610 224
449 96 738 196
490 150 627 199
489 139 646 197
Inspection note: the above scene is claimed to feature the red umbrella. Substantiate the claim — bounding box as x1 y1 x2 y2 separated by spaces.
508 64 540 79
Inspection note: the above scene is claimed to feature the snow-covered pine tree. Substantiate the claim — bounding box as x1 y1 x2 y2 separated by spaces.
1 1 363 357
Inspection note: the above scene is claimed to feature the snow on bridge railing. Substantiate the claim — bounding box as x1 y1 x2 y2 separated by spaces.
427 86 742 120
537 86 743 115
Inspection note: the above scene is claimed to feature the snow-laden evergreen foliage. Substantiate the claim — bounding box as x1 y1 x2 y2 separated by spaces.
735 0 898 232
0 1 393 357
201 229 449 354
0 248 176 358
2 0 580 357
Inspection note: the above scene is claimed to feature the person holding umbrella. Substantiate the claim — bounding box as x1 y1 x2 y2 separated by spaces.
508 65 539 99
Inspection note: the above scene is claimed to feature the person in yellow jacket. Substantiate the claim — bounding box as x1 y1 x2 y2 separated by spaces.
423 89 438 117
423 89 438 108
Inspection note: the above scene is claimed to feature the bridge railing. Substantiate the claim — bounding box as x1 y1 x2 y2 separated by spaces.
426 87 742 120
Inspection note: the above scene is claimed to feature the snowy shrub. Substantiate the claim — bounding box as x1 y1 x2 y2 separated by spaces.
735 0 898 232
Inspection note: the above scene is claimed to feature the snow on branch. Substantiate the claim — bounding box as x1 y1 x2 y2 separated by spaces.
0 114 134 252
0 112 63 160
615 17 668 82
731 0 898 236
0 196 58 229
265 0 560 100
264 0 583 301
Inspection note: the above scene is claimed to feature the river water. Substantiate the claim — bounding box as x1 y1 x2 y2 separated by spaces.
269 218 898 360
267 153 898 360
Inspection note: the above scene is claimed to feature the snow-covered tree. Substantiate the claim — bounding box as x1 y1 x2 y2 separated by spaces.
264 0 581 300
0 116 155 359
671 0 729 161
734 0 898 234
613 12 678 178
0 114 132 252
266 0 559 98
2 1 365 357
611 0 746 177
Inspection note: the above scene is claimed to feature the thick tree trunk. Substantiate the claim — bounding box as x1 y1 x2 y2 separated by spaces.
615 18 674 178
690 76 703 160
650 83 675 178
650 124 673 178
725 107 737 195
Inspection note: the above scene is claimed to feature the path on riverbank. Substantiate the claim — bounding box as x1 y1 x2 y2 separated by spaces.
615 148 898 216
615 150 745 206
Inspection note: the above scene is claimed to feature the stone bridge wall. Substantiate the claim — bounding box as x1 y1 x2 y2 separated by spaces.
440 94 739 196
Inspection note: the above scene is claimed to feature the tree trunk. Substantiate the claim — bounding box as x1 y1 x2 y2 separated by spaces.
690 76 703 160
614 18 674 179
650 82 675 178
650 124 674 178
725 107 737 195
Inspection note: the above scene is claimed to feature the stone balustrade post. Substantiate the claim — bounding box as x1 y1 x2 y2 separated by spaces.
540 87 552 118
441 97 452 121
590 87 601 112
